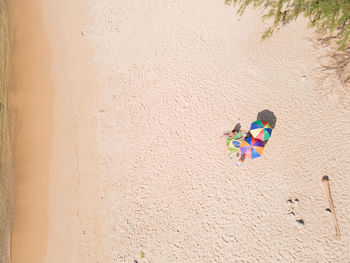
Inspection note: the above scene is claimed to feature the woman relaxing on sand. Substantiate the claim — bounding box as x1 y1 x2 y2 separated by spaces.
222 127 247 167
222 129 245 140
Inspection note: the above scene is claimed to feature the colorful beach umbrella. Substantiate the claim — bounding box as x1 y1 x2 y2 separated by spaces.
250 120 272 141
239 137 264 159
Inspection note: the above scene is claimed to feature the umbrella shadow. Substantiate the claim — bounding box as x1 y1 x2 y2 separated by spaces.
233 123 241 132
257 109 277 129
256 110 277 146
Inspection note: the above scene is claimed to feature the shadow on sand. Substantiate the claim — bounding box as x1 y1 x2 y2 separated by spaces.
257 109 277 129
256 109 277 146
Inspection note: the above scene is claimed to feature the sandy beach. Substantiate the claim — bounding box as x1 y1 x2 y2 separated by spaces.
8 0 350 262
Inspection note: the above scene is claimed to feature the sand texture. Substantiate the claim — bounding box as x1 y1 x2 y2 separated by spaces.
9 0 350 262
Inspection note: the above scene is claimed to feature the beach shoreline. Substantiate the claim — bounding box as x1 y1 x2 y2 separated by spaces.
8 0 99 261
7 0 54 261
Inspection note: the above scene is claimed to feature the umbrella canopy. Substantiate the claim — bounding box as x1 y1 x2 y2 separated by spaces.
239 137 264 159
250 120 272 141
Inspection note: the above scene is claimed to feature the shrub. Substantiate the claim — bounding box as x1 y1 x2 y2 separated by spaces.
225 0 350 50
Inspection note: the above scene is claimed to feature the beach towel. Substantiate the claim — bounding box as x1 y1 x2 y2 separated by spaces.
226 130 244 153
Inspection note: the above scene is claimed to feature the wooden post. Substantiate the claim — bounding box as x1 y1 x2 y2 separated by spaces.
322 176 341 240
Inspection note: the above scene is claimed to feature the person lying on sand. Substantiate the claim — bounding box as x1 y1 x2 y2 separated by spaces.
222 126 250 167
223 129 247 167
224 129 244 154
222 129 245 140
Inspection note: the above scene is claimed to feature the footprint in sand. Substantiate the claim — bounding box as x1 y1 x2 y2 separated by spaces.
286 198 304 228
295 219 305 229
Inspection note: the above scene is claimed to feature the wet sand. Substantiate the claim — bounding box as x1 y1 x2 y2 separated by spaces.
9 0 98 262
7 0 53 262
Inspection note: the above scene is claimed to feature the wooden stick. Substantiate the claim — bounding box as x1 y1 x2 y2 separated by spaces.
322 176 341 239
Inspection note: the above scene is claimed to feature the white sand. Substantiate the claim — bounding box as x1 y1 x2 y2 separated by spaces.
10 0 350 262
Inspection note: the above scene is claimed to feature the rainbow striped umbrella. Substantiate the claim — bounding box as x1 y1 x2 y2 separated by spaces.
239 137 264 159
250 120 272 141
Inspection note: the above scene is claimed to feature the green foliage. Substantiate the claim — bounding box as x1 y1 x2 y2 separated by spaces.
225 0 350 50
